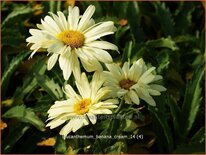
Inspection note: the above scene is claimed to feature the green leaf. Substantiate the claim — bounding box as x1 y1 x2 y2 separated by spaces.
54 135 67 154
146 37 178 51
2 5 33 27
35 74 63 100
149 106 174 152
123 119 137 132
3 105 45 131
180 64 204 136
174 2 195 35
2 123 30 153
113 2 129 18
191 127 205 143
2 33 25 48
122 41 133 62
105 141 127 154
156 51 170 73
166 95 181 141
13 57 47 101
127 2 145 42
1 52 30 98
153 2 174 36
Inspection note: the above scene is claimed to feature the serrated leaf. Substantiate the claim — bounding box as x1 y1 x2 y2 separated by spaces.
54 135 67 154
149 106 174 152
153 2 174 36
13 57 47 101
127 2 145 42
3 105 45 131
146 37 178 51
2 5 33 27
191 127 205 143
35 74 63 100
1 52 30 98
156 51 170 73
180 64 204 136
2 123 30 153
174 2 195 35
166 95 181 140
123 119 137 132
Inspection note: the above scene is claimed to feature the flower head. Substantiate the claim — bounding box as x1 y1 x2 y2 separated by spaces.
103 59 166 106
26 5 118 80
46 72 118 139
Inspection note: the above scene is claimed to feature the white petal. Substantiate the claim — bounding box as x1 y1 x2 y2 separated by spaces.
91 72 104 100
44 16 61 32
84 21 115 43
83 47 113 63
140 74 155 84
117 89 128 98
148 89 161 96
91 109 112 114
122 62 130 79
75 73 91 98
105 63 123 81
57 11 69 30
48 106 73 116
68 6 80 30
150 84 166 92
153 75 163 82
87 113 97 124
80 56 103 72
102 99 119 105
60 119 74 139
94 87 111 102
72 118 84 132
64 84 82 100
78 5 95 31
85 41 118 51
134 87 156 106
47 41 65 54
59 48 72 80
139 67 156 82
47 53 59 70
46 117 66 129
124 94 132 104
128 90 140 105
128 61 142 81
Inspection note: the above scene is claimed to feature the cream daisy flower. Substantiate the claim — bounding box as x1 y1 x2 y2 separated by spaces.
46 72 118 139
103 58 166 106
26 5 118 80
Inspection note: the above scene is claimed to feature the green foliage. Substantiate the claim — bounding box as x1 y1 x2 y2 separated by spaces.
54 135 67 154
2 52 30 98
180 64 204 137
35 74 63 100
3 105 45 131
127 2 145 42
2 124 30 153
2 5 33 28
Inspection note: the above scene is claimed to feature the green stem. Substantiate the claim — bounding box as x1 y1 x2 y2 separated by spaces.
49 0 55 13
115 97 124 114
57 0 61 11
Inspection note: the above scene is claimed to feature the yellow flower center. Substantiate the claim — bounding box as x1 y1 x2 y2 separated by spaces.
57 30 85 48
119 79 136 90
73 98 91 115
